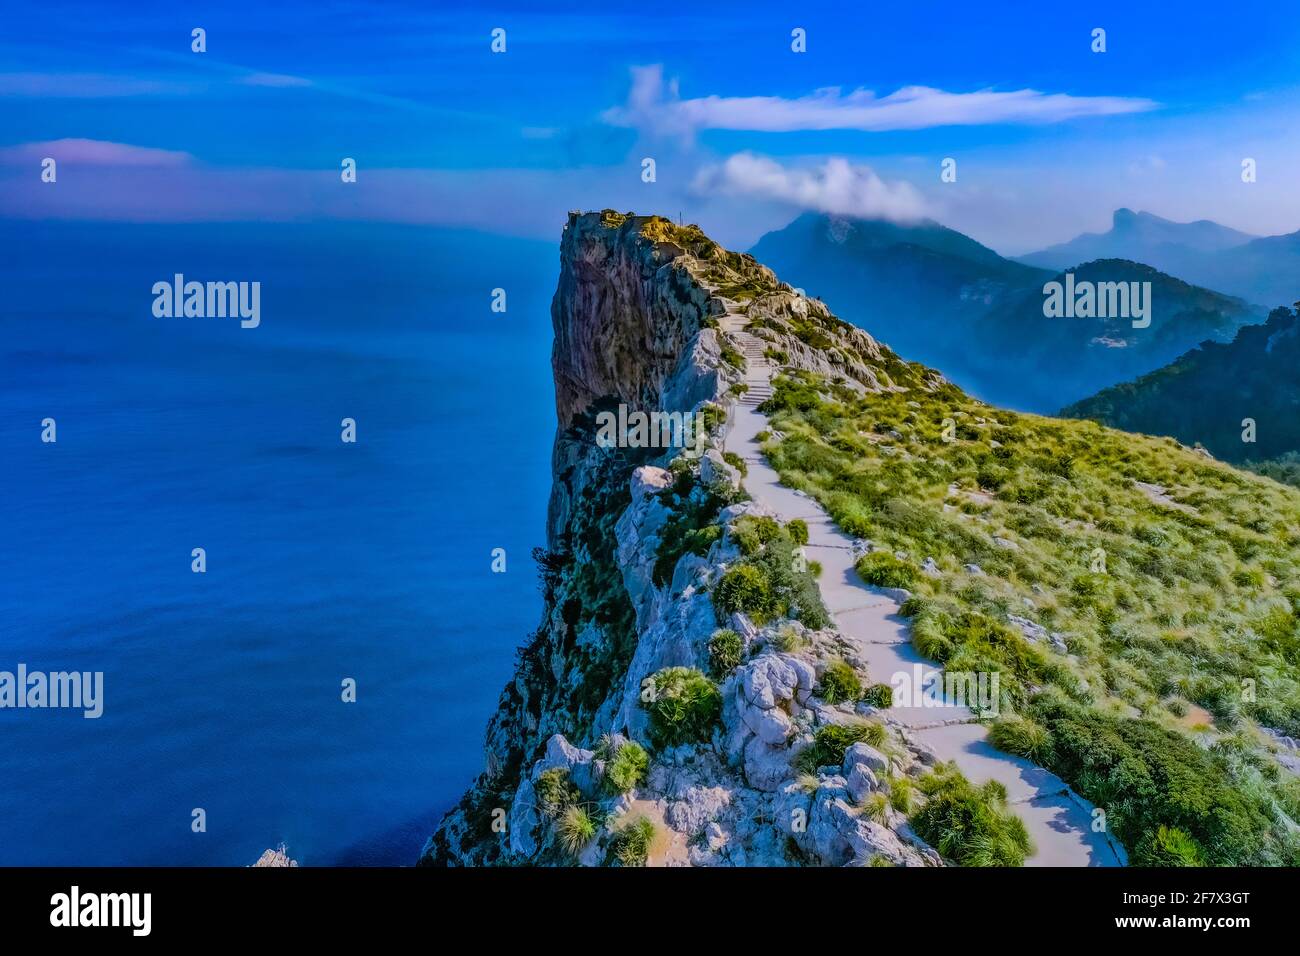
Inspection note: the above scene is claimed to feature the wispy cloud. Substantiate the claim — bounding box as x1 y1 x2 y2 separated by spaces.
238 72 313 88
605 65 1159 139
692 153 929 222
0 72 197 97
0 139 193 166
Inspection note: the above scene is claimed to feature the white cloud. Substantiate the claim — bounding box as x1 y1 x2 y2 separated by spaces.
0 138 193 166
605 65 1158 139
691 153 929 222
238 72 313 88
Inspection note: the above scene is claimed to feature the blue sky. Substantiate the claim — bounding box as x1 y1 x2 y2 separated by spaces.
3 0 1300 252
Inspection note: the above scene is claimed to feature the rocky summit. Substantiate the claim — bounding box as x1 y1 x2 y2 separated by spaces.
422 211 1300 869
421 211 948 867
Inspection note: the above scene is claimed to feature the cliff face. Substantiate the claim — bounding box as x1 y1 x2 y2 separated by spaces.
421 211 939 867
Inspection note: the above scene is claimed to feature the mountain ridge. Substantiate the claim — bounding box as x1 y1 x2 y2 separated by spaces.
423 211 1300 869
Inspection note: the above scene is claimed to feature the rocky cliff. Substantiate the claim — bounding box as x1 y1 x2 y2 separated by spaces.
420 211 945 867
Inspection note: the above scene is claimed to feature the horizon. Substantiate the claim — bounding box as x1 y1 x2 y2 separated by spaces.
4 1 1300 254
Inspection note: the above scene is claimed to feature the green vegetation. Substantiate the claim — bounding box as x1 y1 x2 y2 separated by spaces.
795 720 886 774
910 762 1033 866
652 461 735 587
642 667 723 749
714 517 829 628
722 450 748 478
862 683 893 708
535 768 581 818
762 366 1300 862
599 737 649 795
887 775 915 814
1063 305 1300 464
856 552 918 589
818 659 863 703
720 344 745 370
987 715 1054 765
607 815 656 867
707 628 744 677
556 805 597 856
1022 693 1295 865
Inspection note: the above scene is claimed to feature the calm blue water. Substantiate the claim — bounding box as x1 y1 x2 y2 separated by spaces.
0 220 557 865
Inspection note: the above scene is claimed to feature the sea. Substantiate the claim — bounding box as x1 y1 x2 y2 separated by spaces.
0 220 557 864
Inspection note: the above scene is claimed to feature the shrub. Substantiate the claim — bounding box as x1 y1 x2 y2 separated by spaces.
715 564 778 623
654 522 722 587
732 515 782 555
856 552 918 589
722 451 749 478
1135 825 1206 867
556 805 597 856
796 721 886 773
608 815 656 867
773 624 804 652
888 776 915 813
911 762 1033 866
911 612 954 661
862 683 893 708
708 628 744 677
860 792 889 820
988 715 1054 765
642 667 723 748
603 740 649 795
535 768 580 817
819 660 863 704
1026 695 1281 866
787 519 809 545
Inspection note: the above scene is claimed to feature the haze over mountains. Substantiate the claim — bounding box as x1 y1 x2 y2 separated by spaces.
1018 208 1300 308
750 212 1263 411
1063 304 1300 467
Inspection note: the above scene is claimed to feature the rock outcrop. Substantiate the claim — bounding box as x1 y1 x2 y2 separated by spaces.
421 212 941 867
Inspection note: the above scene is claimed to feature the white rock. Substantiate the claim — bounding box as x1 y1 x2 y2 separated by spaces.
844 741 890 775
845 762 880 803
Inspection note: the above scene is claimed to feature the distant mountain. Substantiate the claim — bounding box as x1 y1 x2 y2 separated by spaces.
1062 305 1300 464
749 213 1262 410
1019 208 1256 272
1021 209 1300 308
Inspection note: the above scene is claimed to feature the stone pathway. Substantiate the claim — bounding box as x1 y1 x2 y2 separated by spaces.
718 309 1125 867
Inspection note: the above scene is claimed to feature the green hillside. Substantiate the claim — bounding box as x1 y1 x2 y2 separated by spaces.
760 366 1300 864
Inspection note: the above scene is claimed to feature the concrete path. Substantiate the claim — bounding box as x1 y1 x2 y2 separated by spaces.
719 310 1124 867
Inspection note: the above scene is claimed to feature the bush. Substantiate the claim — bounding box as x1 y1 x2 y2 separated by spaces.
608 815 656 867
856 552 918 589
715 564 778 624
787 519 809 545
708 628 744 677
1135 825 1206 867
603 740 649 795
722 450 749 478
732 515 782 555
535 768 580 817
988 715 1054 765
642 667 723 748
888 776 915 813
862 683 894 708
819 660 863 704
910 762 1033 866
796 721 886 773
556 805 597 856
1026 695 1281 866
